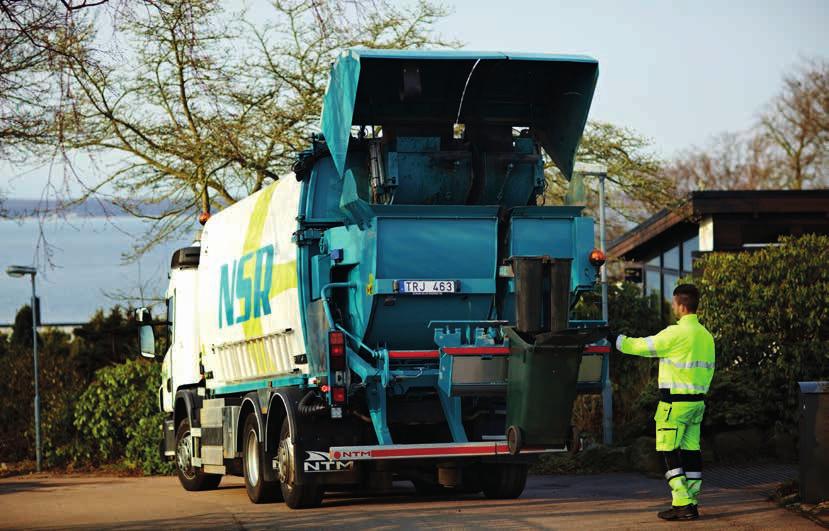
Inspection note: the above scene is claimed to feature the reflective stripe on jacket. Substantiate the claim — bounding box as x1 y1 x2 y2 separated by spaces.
616 314 715 394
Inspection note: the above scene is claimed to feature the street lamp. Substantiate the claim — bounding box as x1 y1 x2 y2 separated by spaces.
573 162 612 445
6 265 42 472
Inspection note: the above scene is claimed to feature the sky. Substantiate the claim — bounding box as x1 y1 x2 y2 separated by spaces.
434 0 828 158
3 0 827 199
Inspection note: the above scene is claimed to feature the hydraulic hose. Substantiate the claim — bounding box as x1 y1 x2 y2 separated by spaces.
297 390 328 416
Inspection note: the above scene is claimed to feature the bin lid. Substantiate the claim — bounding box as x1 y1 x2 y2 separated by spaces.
798 381 829 393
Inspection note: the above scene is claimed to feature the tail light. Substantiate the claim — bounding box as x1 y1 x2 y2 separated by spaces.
328 330 346 371
332 386 346 404
589 248 606 267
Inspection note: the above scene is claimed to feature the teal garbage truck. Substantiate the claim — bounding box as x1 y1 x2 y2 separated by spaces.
136 49 608 509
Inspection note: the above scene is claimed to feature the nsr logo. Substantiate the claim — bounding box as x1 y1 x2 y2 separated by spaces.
303 451 354 473
218 244 274 328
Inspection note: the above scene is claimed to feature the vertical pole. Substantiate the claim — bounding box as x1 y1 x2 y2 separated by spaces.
599 174 613 445
31 274 42 472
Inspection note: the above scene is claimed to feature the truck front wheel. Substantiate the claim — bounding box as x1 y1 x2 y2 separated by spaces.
277 417 323 509
481 463 528 499
242 414 282 503
175 418 221 491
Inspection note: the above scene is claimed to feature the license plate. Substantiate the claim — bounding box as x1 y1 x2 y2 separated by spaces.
395 280 458 295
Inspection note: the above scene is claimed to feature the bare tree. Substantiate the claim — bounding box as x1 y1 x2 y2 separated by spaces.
661 59 827 195
665 131 780 194
51 0 450 257
1 1 66 158
759 59 828 189
544 121 681 241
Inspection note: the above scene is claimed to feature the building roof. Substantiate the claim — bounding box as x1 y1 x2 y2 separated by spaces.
609 189 829 259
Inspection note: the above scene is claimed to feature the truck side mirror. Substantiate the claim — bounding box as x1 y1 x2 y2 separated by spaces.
135 307 152 324
139 325 156 359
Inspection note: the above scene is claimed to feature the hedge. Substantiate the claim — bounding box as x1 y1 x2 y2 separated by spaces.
695 234 829 437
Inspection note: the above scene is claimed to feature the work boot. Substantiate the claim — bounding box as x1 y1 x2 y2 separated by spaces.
657 504 699 521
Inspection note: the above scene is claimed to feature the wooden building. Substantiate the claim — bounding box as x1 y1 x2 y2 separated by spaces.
608 190 829 309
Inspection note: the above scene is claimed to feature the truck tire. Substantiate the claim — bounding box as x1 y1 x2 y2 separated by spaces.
481 463 528 499
277 417 324 509
175 418 222 491
242 414 282 503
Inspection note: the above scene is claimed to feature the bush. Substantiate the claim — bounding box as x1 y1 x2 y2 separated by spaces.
0 306 151 465
583 236 829 447
696 234 829 437
125 412 174 475
72 358 173 475
0 321 84 465
596 234 829 446
74 359 169 474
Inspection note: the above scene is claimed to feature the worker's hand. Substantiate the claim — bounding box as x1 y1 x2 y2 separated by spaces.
607 332 619 351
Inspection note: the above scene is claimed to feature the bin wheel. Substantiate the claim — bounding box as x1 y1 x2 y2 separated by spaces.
507 425 523 455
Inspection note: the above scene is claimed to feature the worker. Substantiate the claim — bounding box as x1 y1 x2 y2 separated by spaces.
611 284 715 521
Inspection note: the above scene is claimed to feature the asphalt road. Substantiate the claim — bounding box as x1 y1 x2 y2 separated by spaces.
0 469 816 530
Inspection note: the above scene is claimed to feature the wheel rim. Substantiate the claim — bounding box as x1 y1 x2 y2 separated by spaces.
246 428 260 487
177 430 196 480
277 436 291 485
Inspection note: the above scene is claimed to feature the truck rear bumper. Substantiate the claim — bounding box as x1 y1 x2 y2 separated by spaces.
329 441 566 461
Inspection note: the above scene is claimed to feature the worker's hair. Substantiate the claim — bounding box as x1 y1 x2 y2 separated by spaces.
672 284 699 312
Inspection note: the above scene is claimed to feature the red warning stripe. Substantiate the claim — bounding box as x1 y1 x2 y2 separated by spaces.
388 350 440 360
584 345 610 354
442 346 511 356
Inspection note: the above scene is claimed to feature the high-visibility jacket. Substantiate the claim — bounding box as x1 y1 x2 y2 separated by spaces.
616 314 715 394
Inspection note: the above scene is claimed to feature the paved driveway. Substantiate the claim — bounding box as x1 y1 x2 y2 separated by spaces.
0 466 815 530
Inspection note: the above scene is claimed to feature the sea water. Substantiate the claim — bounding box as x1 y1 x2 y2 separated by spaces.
0 215 189 324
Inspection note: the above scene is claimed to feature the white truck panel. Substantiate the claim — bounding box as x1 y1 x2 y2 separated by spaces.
198 177 306 388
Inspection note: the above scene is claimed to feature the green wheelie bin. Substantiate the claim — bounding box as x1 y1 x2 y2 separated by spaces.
503 255 606 454
504 326 606 454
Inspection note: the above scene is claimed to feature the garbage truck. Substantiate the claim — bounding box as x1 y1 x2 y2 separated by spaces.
136 49 608 509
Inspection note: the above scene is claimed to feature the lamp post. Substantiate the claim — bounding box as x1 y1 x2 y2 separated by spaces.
6 265 41 472
573 163 613 445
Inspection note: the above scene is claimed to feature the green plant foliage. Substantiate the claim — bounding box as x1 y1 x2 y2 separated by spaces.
125 412 175 476
696 234 829 436
70 306 141 382
72 358 172 474
595 235 829 444
0 319 83 465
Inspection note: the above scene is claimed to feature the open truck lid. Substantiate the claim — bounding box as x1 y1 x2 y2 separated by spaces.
320 48 599 180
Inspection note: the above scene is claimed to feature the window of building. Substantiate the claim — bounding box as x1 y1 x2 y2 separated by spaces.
663 272 679 301
645 268 660 304
682 235 698 273
663 246 680 270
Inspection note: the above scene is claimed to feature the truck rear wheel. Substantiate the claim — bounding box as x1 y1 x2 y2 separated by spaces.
277 417 323 509
481 463 528 499
175 418 222 491
242 414 282 503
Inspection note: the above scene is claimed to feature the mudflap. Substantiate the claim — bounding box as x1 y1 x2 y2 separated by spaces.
291 413 365 486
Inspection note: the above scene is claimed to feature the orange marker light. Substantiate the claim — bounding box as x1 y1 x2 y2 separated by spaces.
589 249 606 267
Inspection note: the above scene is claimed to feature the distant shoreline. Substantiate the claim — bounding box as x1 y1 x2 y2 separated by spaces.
2 198 182 218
